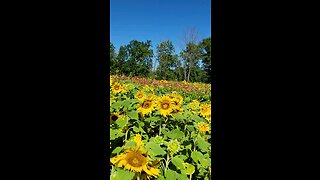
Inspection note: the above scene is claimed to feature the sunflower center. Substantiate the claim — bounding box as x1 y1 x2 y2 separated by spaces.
126 152 146 167
142 101 151 108
114 85 120 90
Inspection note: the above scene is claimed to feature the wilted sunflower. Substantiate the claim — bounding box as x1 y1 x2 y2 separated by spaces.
200 103 211 117
111 82 122 94
137 97 155 116
157 95 174 117
135 91 146 101
198 122 210 133
110 113 124 124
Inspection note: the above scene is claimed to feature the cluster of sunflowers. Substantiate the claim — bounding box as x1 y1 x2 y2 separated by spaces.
110 75 211 180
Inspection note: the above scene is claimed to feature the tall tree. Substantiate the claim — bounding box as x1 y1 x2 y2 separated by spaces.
125 40 154 77
110 42 116 74
180 27 201 82
156 40 178 80
199 37 212 83
116 45 129 75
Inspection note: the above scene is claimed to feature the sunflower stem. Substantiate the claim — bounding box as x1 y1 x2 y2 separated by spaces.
125 127 134 142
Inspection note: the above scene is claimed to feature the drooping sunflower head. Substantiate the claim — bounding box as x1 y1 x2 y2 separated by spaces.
157 95 174 117
110 113 123 124
111 82 122 94
198 122 210 133
135 91 146 101
137 98 155 117
111 149 149 173
200 103 211 117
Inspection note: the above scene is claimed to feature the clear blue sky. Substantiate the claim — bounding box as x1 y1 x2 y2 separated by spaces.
110 0 211 55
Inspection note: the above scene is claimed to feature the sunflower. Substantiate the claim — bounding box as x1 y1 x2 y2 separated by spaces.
192 100 200 107
120 84 127 93
110 113 124 124
198 122 210 133
135 91 146 101
111 148 148 173
200 103 211 117
111 82 122 94
111 137 160 179
157 95 174 117
172 93 183 107
137 97 155 116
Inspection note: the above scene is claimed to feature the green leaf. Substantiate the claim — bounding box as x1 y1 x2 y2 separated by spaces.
197 137 210 152
199 158 210 167
183 163 195 175
190 114 204 122
157 175 165 180
128 111 139 120
191 151 203 163
145 142 166 156
124 141 136 148
175 155 188 161
111 169 135 180
165 169 176 180
111 147 123 155
112 101 123 110
172 114 185 120
133 126 140 132
171 156 184 170
115 118 127 128
186 125 194 132
110 129 124 140
176 172 189 180
167 129 184 140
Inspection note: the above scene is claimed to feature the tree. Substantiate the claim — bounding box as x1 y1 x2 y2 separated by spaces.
180 28 201 82
199 37 212 83
110 42 116 74
125 40 154 77
116 45 129 75
155 40 178 80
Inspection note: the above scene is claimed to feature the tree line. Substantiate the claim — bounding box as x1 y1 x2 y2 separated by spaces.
109 36 211 84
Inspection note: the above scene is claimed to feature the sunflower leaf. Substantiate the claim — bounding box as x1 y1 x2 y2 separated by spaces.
110 129 124 140
165 169 176 180
171 156 184 170
197 137 210 152
111 169 135 180
183 163 195 175
128 111 139 120
145 142 166 157
167 129 184 140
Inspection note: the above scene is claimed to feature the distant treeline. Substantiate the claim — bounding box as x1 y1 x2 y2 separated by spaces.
110 37 211 83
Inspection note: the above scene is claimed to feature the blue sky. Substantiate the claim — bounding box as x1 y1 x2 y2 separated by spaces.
110 0 211 55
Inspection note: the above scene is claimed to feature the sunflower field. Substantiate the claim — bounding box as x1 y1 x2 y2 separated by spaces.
110 75 212 180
